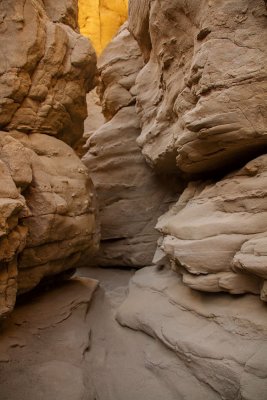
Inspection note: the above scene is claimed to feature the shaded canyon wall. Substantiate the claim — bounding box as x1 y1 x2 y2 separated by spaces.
107 1 267 397
0 0 99 317
82 24 180 267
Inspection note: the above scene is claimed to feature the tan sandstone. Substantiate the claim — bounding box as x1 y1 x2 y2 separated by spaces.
83 24 179 267
129 0 267 175
0 0 96 147
155 155 267 301
0 0 99 317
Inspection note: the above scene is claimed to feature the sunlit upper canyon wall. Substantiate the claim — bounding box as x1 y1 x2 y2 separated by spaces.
78 0 128 54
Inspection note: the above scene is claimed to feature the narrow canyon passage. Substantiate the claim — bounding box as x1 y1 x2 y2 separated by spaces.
0 267 203 400
0 1 267 399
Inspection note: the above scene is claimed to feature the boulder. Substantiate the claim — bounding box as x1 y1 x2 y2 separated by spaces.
0 132 99 316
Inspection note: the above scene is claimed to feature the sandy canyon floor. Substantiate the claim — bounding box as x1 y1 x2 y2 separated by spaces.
0 267 188 400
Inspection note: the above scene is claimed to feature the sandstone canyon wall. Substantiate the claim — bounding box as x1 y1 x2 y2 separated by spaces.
78 0 128 54
129 0 267 175
0 0 99 317
114 1 267 397
125 0 267 301
83 24 179 267
0 0 267 398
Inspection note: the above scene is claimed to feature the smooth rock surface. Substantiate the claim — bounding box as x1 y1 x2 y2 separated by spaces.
0 267 225 400
83 25 179 267
80 267 223 400
0 276 98 400
1 265 266 400
74 89 105 158
117 266 267 400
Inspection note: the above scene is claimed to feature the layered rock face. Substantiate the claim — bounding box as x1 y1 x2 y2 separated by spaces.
125 0 267 301
157 155 267 300
78 0 128 54
129 0 267 174
114 2 267 396
0 0 99 317
83 25 179 267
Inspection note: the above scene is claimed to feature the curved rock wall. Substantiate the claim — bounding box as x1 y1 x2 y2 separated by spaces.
115 3 267 394
83 24 179 267
126 0 267 302
129 0 267 175
157 155 267 299
0 0 99 317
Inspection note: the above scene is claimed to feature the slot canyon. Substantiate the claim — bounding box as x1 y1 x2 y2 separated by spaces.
0 1 267 399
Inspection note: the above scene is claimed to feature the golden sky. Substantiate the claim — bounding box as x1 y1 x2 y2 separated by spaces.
78 0 128 54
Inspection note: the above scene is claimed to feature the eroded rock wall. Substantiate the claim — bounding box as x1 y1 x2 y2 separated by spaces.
157 155 267 300
129 0 267 175
83 24 179 267
0 0 96 146
0 0 99 317
115 2 267 396
125 0 267 301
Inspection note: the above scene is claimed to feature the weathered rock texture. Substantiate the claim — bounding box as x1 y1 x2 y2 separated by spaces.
0 132 99 318
78 0 128 54
129 0 267 175
83 24 179 267
0 0 96 146
112 2 267 397
157 155 267 300
43 0 79 30
15 132 99 295
0 0 99 317
125 0 267 300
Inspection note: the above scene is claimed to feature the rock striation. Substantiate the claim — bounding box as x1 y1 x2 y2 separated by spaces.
83 24 179 267
157 155 267 300
0 0 99 317
128 0 267 175
125 0 267 300
114 2 267 396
